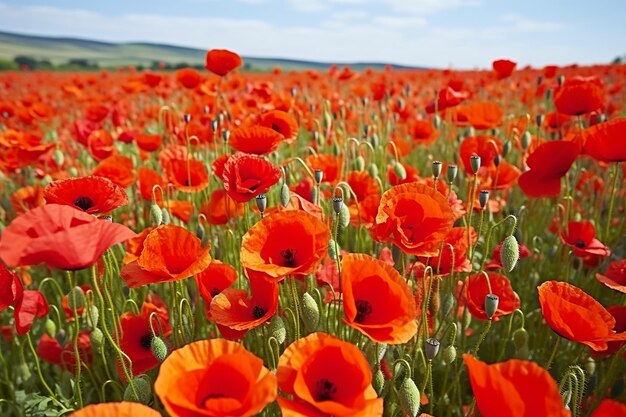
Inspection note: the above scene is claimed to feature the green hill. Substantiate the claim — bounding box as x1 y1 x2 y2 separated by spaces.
0 31 420 71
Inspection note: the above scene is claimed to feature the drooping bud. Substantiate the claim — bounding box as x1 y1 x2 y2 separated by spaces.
280 183 290 207
268 315 286 344
83 304 99 328
355 156 365 172
479 190 490 209
328 239 338 261
521 131 532 150
366 342 387 366
53 149 65 167
470 155 481 174
151 336 168 362
484 294 499 320
44 319 57 338
301 292 320 332
370 133 379 148
393 161 406 180
398 378 421 417
433 114 441 129
425 338 440 361
195 223 206 242
584 358 596 376
338 202 351 228
310 187 319 204
443 345 457 364
502 140 512 157
367 163 379 179
150 204 163 226
500 234 520 272
161 208 171 225
67 286 85 311
90 328 104 352
512 327 528 350
447 164 458 183
124 376 152 405
255 194 267 214
372 369 385 395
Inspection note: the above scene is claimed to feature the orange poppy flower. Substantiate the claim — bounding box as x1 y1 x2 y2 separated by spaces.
123 226 156 264
342 254 417 344
176 68 202 89
560 220 610 258
582 117 626 162
87 129 115 161
166 157 210 193
554 76 605 116
590 400 626 417
258 109 299 140
596 259 626 293
463 354 570 417
10 185 45 214
137 167 165 202
205 49 243 76
92 154 135 188
410 119 439 145
305 154 343 184
459 135 501 174
195 260 238 317
277 332 383 417
465 272 520 321
518 140 580 197
458 101 504 130
241 210 330 281
0 204 135 270
221 153 282 203
538 281 626 351
154 339 277 417
44 175 129 214
492 59 517 79
229 126 285 155
136 133 163 152
201 189 245 225
372 182 454 256
69 402 161 417
119 299 172 377
121 224 212 288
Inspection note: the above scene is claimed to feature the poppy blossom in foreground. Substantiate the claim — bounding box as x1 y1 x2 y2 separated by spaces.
221 153 282 203
342 254 417 344
590 399 626 417
154 339 277 417
518 140 580 198
582 117 626 162
229 125 285 155
121 224 212 287
241 210 330 281
372 182 454 256
277 332 383 416
69 402 160 417
538 281 626 351
0 263 23 311
463 354 570 417
0 204 136 270
560 220 610 258
596 259 626 293
44 175 129 214
205 48 243 76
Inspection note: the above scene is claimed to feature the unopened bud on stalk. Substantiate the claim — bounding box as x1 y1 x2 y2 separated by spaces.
151 336 168 362
67 286 85 311
69 167 78 177
562 389 572 408
494 154 501 167
56 329 67 346
433 114 441 129
479 190 490 209
501 235 520 272
53 149 64 167
584 358 596 376
425 338 440 361
310 187 318 204
195 223 206 242
124 376 152 404
398 378 420 417
302 292 320 332
432 161 442 179
521 131 532 150
161 208 171 225
355 156 365 171
447 164 458 183
370 133 379 148
280 183 290 207
393 161 406 180
332 197 343 214
485 294 499 320
536 114 544 127
470 155 481 174
268 315 287 344
339 203 351 228
512 327 528 350
328 239 338 260
222 130 230 143
150 204 162 226
44 319 57 338
443 345 457 364
368 163 379 179
90 328 104 351
366 342 387 366
373 369 385 395
83 304 99 328
255 194 267 214
503 141 512 157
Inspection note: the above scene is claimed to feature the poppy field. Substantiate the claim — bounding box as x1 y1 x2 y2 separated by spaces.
0 51 625 417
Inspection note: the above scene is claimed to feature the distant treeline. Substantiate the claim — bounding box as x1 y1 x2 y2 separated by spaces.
0 55 255 71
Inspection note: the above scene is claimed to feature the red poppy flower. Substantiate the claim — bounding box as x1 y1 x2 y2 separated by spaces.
136 133 163 153
554 76 605 116
14 290 49 335
195 260 238 318
200 189 244 225
154 339 277 417
560 220 610 258
121 224 212 288
538 281 626 351
459 135 501 174
425 86 468 113
602 306 626 356
229 126 285 155
69 402 160 417
166 157 210 193
37 331 91 373
590 400 626 417
596 259 626 293
241 210 330 281
137 167 165 202
0 204 136 270
205 49 243 76
92 154 135 188
176 68 202 89
463 354 570 417
44 175 128 214
118 300 172 377
582 117 626 162
258 110 299 140
458 101 504 130
210 269 278 338
277 332 383 417
410 119 439 145
0 263 23 312
465 272 520 321
518 140 580 197
372 182 454 256
86 129 115 161
492 59 517 79
221 153 282 203
418 227 476 275
342 254 417 344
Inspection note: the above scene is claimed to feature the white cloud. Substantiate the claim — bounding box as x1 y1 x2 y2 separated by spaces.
286 0 330 12
372 16 427 28
501 14 564 32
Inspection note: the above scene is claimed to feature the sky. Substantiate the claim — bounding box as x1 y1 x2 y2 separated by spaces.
0 0 624 69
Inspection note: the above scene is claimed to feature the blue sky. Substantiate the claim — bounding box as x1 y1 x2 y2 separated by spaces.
0 0 624 68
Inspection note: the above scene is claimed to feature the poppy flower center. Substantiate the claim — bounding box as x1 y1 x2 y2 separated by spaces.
575 240 586 248
252 305 266 319
314 378 338 401
210 287 220 297
354 299 373 323
74 196 94 211
280 249 298 267
140 333 153 350
271 123 281 133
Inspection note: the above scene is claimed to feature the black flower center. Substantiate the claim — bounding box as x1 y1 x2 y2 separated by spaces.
252 306 266 319
280 249 297 267
74 196 94 211
354 299 372 323
210 287 220 297
314 378 337 401
140 333 152 350
271 123 281 133
575 240 586 248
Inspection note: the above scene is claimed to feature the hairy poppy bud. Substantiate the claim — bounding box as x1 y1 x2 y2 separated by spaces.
280 183 290 207
44 319 57 338
512 327 528 350
355 156 365 172
432 160 442 179
255 194 267 214
90 327 104 352
149 204 162 226
470 155 481 175
366 342 387 366
314 169 324 184
83 304 99 328
53 149 64 167
447 164 458 183
367 163 379 179
339 202 350 228
161 208 171 225
268 314 287 345
328 239 338 261
502 140 512 157
124 376 152 405
501 235 520 272
310 187 318 204
425 337 440 361
443 345 457 364
521 131 532 150
69 167 78 177
485 294 499 320
332 197 343 214
515 344 530 360
441 292 454 316
302 292 320 332
393 162 407 180
151 336 168 362
479 190 490 209
398 378 420 417
67 286 85 311
373 368 385 395
584 358 596 376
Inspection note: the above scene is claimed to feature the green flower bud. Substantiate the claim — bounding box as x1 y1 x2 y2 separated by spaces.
373 369 385 395
67 286 85 311
328 239 338 261
195 223 206 242
161 208 171 225
521 131 532 150
302 292 320 332
434 114 441 129
584 358 596 376
501 235 520 272
512 327 528 350
310 187 318 204
53 149 64 167
393 162 406 180
515 344 530 360
339 202 350 228
124 376 152 405
90 328 104 352
443 345 457 364
280 183 290 207
151 336 168 362
355 156 365 171
268 315 286 345
503 140 513 157
367 163 379 179
44 318 57 338
83 304 99 328
366 342 387 366
398 378 420 417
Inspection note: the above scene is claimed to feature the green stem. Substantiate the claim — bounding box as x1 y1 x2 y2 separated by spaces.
545 336 561 370
471 319 492 356
602 162 620 242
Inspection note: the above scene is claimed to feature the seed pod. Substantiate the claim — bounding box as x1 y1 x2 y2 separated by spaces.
314 169 324 184
339 202 350 228
310 187 318 204
332 197 343 214
432 161 442 179
479 190 490 209
268 315 286 345
447 164 458 183
502 140 513 157
500 235 520 272
67 286 85 311
470 155 481 174
301 292 320 332
512 327 528 350
124 376 152 405
398 378 420 417
425 338 440 361
151 336 168 362
183 114 191 124
443 345 457 364
255 194 267 214
485 294 500 320
280 183 290 207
